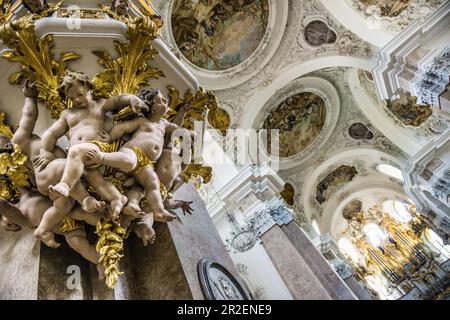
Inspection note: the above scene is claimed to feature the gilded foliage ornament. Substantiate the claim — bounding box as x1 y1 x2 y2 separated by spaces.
0 17 79 118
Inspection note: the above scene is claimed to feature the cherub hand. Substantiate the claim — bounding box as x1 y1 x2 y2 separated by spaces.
179 200 194 215
98 128 111 143
32 151 54 172
130 96 149 114
22 80 38 98
85 148 104 164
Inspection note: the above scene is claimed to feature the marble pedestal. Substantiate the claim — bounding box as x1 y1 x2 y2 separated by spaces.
118 182 244 299
0 182 243 300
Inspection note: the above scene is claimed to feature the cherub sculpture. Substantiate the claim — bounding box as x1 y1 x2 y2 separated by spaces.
0 81 108 248
85 88 195 222
111 0 130 16
33 72 147 246
0 194 102 269
22 0 47 14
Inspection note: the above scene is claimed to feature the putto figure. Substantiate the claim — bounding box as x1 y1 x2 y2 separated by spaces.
85 88 195 222
22 0 47 14
111 0 130 16
33 72 148 245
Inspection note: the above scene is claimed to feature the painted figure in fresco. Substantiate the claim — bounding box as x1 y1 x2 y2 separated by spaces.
22 0 47 14
84 88 196 223
111 0 130 16
33 72 147 245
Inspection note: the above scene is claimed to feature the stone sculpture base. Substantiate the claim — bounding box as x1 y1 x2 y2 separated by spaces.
0 183 242 300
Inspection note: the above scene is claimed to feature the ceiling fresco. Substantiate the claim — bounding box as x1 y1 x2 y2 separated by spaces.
263 92 326 158
171 0 269 71
316 165 358 204
359 0 413 17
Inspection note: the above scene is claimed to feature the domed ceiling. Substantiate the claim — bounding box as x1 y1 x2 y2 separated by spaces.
263 92 326 158
171 0 269 71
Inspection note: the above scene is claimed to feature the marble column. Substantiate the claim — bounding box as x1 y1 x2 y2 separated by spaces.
118 182 246 299
260 225 332 300
344 276 373 300
261 222 357 300
282 222 356 300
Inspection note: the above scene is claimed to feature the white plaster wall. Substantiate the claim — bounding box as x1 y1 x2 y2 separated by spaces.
215 220 293 300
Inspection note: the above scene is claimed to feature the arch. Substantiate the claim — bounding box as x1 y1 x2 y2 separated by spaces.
299 147 406 231
328 184 408 237
348 68 424 156
319 0 394 48
240 55 374 130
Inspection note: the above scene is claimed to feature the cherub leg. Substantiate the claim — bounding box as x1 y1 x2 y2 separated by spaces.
68 205 103 226
0 198 33 228
49 143 100 198
122 185 146 219
84 169 127 219
86 147 137 173
136 167 176 223
134 214 156 246
64 230 100 264
34 197 75 248
69 181 105 213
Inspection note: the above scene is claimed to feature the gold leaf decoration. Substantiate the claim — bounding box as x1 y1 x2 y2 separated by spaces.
95 217 125 289
93 16 164 98
0 20 79 118
166 86 230 135
0 112 14 138
0 144 31 203
181 164 212 189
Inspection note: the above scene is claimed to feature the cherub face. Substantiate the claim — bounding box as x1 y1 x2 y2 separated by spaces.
151 92 169 118
0 135 13 154
66 81 93 108
113 0 130 16
23 0 46 14
0 216 22 232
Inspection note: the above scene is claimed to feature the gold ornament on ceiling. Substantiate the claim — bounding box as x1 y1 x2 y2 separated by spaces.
280 183 295 207
386 93 432 127
359 0 413 17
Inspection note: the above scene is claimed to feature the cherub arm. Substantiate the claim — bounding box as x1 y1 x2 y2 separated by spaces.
12 82 39 146
0 198 34 228
108 117 145 141
34 114 68 171
102 94 148 113
40 114 68 153
164 198 194 215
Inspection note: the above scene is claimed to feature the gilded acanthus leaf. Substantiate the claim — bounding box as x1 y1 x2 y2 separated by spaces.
0 21 79 118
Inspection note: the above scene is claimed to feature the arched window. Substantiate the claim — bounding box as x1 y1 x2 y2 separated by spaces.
311 219 321 235
363 223 387 247
376 164 404 181
338 237 359 263
424 228 450 260
382 200 412 223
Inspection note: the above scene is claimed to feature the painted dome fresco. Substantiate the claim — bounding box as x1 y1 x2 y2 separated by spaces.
263 92 326 158
171 0 270 71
